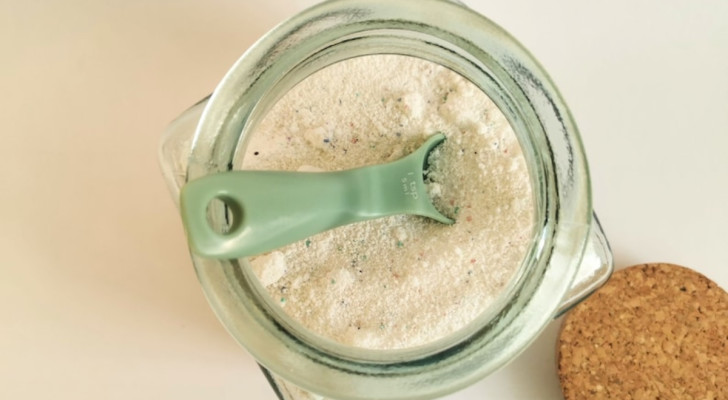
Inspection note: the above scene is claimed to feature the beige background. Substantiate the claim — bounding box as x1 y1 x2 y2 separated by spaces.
1 1 726 399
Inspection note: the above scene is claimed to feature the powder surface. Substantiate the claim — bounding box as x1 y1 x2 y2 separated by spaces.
242 55 534 350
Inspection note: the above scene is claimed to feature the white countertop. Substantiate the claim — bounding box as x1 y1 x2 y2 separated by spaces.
1 1 726 399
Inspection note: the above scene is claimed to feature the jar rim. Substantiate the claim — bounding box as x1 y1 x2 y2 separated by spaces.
187 0 592 398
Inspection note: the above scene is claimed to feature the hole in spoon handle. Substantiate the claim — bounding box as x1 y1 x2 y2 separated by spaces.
179 176 248 258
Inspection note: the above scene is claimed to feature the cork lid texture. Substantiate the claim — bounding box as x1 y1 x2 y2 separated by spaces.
558 263 728 399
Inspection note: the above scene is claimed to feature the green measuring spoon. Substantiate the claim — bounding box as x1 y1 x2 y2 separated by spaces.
180 133 454 259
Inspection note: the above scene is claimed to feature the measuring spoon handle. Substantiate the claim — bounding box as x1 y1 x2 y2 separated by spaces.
180 134 452 259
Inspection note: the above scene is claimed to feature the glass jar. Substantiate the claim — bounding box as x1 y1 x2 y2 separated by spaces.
159 0 613 399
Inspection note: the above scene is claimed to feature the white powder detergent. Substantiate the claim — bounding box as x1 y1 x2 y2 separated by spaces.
242 55 534 350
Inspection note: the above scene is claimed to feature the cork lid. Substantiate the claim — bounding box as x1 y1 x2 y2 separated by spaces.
557 263 728 399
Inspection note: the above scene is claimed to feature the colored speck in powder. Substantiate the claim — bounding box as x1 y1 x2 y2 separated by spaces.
323 138 330 143
331 279 336 285
470 259 476 264
466 216 473 222
305 239 311 248
254 151 260 156
454 206 460 215
337 245 343 251
280 297 286 303
396 241 404 248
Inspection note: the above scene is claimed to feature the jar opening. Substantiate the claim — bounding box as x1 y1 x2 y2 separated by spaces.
232 53 539 359
187 1 590 398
